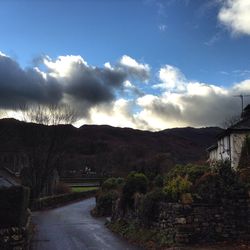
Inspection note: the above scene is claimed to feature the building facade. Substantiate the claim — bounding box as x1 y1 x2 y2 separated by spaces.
208 105 250 169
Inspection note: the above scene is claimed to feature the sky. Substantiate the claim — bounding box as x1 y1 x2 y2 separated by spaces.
0 0 250 130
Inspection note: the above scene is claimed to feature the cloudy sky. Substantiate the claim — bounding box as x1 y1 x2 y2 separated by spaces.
0 0 250 130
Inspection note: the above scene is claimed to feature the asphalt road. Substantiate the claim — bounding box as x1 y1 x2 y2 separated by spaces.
31 198 139 250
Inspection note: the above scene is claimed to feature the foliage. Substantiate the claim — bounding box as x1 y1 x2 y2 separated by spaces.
116 177 125 186
102 177 124 191
96 190 119 216
166 164 210 183
121 172 148 209
55 182 71 194
140 188 166 225
194 161 246 203
194 172 224 203
164 175 192 202
153 174 164 188
108 219 173 249
214 160 238 186
238 136 250 170
102 178 118 191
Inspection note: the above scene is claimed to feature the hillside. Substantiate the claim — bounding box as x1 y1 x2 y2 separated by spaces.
0 119 222 177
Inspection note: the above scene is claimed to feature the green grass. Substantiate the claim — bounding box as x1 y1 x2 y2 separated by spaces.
107 220 174 249
71 186 99 192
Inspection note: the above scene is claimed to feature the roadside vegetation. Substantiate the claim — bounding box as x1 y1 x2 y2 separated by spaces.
71 186 99 192
93 150 250 249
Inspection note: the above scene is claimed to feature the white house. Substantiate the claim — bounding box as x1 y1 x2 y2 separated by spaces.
208 104 250 169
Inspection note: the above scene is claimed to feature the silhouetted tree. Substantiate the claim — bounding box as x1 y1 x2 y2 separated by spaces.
221 114 241 129
18 103 78 200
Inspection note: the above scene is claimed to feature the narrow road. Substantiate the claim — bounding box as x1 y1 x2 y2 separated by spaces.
32 198 139 250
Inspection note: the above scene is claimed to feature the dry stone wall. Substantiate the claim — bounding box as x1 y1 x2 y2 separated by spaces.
152 197 250 244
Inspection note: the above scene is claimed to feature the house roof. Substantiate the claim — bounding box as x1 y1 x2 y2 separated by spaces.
0 168 19 187
217 104 250 139
207 144 218 152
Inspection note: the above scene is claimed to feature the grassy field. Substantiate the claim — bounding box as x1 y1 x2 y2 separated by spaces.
71 186 99 192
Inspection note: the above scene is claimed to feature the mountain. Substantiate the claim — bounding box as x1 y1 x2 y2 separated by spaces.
0 119 222 177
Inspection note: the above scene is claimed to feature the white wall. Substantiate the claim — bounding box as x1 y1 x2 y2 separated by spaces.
209 132 250 169
217 135 230 162
230 133 249 169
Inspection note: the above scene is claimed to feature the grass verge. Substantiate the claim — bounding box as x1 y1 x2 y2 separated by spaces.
71 186 99 192
107 219 174 249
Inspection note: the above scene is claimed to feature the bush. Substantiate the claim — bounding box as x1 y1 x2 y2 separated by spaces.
214 160 237 185
116 177 125 186
140 188 166 225
55 182 71 194
102 177 125 191
164 176 192 202
102 178 119 191
96 190 119 216
153 174 164 188
121 172 149 209
194 160 247 203
166 164 210 183
194 172 223 203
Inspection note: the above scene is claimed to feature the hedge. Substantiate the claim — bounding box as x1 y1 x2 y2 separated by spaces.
0 186 30 228
32 189 97 210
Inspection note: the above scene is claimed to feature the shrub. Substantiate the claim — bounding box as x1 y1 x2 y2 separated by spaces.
194 172 224 203
96 190 119 216
121 172 149 209
194 160 248 203
153 174 164 188
140 188 166 225
102 177 125 191
55 182 71 194
116 177 125 188
164 175 192 202
166 164 210 183
102 178 118 191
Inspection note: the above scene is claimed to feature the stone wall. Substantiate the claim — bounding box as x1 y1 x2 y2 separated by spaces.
0 186 31 249
152 197 250 244
0 216 31 250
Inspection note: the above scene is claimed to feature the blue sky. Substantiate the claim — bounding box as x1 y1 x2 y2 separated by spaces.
0 0 250 130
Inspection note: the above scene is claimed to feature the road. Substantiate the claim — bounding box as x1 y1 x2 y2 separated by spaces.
32 198 139 250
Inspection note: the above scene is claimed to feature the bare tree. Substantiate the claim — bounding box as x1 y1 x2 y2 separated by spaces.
19 103 78 125
17 103 78 200
221 114 241 129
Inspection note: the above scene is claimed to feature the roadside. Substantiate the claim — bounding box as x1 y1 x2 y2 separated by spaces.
31 197 140 250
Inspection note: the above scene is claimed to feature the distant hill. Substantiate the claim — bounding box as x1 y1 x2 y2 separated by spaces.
0 118 223 177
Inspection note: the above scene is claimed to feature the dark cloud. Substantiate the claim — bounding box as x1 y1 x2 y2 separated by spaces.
0 54 147 113
0 54 62 108
181 93 241 126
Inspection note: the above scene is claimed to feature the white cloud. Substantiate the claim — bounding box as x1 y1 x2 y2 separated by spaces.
218 0 250 35
119 55 150 82
0 51 7 57
154 65 186 91
233 79 250 92
44 55 88 78
1 51 250 130
135 65 247 129
86 99 138 129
